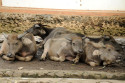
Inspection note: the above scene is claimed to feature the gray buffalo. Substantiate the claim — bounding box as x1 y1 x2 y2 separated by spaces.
36 27 71 57
81 37 119 66
87 35 123 55
0 33 37 61
40 34 83 63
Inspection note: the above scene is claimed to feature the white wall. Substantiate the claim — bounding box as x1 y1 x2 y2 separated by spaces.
2 0 125 10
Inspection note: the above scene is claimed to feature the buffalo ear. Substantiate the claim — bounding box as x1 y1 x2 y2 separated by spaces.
2 32 8 39
22 38 32 45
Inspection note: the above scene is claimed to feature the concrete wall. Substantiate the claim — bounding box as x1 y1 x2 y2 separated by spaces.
2 0 125 10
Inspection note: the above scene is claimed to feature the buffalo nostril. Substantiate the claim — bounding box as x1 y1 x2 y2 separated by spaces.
37 51 43 56
79 50 83 53
7 53 12 57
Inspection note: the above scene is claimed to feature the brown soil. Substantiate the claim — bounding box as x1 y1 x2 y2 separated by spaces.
0 57 125 73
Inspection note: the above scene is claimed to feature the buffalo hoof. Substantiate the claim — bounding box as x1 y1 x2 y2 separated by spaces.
73 58 79 64
39 58 46 61
89 62 97 67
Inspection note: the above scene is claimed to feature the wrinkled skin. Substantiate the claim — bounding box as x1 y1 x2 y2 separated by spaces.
0 33 37 61
40 34 83 63
82 38 119 66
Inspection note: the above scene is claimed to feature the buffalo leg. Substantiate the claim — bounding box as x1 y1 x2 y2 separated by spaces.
56 51 66 62
2 55 15 61
40 39 51 60
16 55 25 61
50 56 60 61
50 47 66 62
53 42 67 62
59 55 66 62
88 61 97 66
16 55 33 61
73 54 80 63
56 42 67 55
85 57 99 66
66 57 74 61
50 55 65 62
87 61 100 67
50 44 66 62
25 56 33 61
103 61 112 66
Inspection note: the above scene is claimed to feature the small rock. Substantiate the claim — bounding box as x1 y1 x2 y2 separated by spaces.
72 64 75 65
18 67 23 70
40 68 44 70
116 60 121 63
98 66 106 70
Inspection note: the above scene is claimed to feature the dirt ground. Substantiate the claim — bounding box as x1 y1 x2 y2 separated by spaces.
0 42 125 74
0 57 125 73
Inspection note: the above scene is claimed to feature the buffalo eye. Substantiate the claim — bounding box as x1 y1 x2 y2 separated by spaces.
15 42 18 45
108 49 111 51
72 43 75 46
8 43 10 45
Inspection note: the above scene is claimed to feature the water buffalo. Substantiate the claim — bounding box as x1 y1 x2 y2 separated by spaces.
41 27 70 45
25 23 53 39
0 33 37 61
81 37 119 66
88 35 123 54
40 34 83 63
36 27 71 57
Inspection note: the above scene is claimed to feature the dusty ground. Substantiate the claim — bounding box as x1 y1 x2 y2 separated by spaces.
0 39 125 75
0 42 125 74
0 57 125 73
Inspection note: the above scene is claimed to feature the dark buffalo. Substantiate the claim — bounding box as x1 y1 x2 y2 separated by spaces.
25 23 53 39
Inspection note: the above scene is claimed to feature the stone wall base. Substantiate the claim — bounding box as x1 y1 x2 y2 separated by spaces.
0 13 125 36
